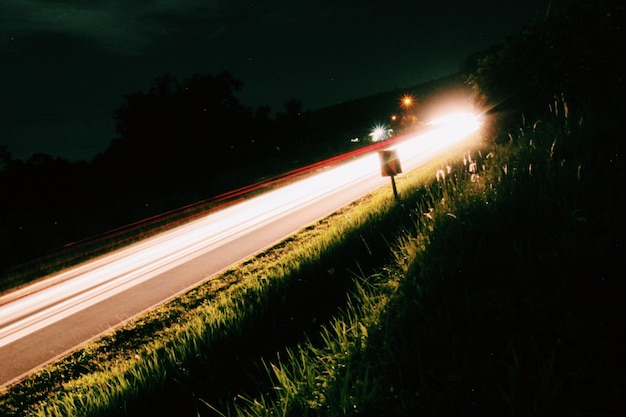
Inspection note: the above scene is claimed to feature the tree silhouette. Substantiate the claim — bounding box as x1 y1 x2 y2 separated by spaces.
465 0 625 117
105 71 256 185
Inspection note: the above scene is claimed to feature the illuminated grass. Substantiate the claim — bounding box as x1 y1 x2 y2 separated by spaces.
215 99 625 416
3 97 622 416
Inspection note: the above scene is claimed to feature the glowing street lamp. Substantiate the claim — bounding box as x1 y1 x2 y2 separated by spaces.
400 94 414 109
398 94 418 128
370 124 392 142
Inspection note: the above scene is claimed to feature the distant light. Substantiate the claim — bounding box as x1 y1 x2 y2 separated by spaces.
427 112 482 136
401 94 415 108
370 124 393 142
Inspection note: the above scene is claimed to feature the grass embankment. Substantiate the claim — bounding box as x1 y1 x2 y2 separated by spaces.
0 129 472 415
2 99 624 416
225 101 625 416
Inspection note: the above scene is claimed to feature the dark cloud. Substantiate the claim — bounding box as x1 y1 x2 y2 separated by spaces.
1 1 187 55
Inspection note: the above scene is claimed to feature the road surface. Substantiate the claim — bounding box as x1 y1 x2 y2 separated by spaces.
0 115 479 388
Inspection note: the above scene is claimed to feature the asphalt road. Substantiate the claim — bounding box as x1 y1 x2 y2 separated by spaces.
0 116 479 388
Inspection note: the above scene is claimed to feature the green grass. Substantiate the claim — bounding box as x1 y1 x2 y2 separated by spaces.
0 131 474 416
215 99 625 416
1 97 623 416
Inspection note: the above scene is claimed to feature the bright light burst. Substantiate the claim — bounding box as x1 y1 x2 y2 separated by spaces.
370 124 392 142
400 94 415 108
427 112 482 136
389 111 482 176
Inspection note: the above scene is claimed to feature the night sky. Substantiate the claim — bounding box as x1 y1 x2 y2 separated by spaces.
1 0 548 161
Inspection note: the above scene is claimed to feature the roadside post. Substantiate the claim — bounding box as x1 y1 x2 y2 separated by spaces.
378 148 402 200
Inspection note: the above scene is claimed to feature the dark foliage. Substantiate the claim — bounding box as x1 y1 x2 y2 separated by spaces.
465 0 625 130
368 1 626 414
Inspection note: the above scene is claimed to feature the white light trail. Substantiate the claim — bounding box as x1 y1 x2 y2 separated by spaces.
0 111 481 348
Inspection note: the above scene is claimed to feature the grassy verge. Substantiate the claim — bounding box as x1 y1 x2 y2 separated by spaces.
0 131 478 415
3 97 622 416
220 99 625 416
